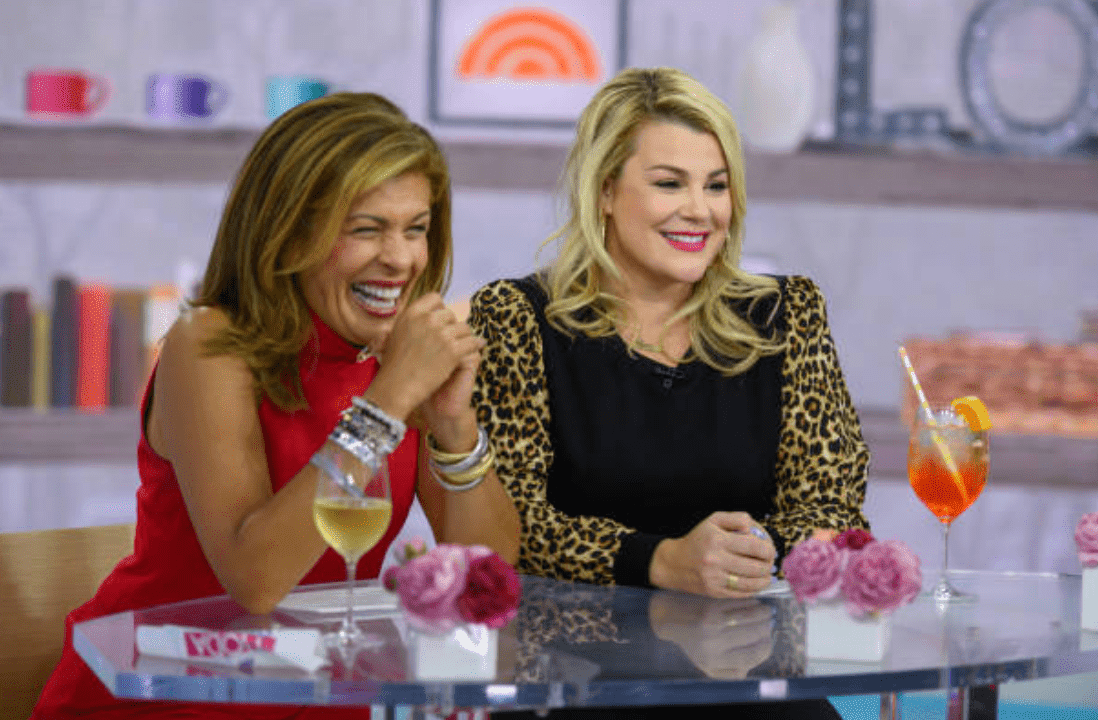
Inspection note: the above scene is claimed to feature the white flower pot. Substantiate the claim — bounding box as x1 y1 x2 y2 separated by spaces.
806 603 891 662
407 623 498 681
1083 567 1098 632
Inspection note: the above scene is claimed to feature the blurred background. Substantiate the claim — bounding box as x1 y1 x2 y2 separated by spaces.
0 1 1097 714
0 0 1093 711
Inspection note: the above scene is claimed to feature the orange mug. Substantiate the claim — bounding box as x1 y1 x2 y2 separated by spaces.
26 68 110 116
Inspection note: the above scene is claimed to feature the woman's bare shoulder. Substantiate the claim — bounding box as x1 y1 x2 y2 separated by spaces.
167 305 231 343
158 305 251 380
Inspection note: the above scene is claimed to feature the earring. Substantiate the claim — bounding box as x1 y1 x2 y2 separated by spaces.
599 215 607 244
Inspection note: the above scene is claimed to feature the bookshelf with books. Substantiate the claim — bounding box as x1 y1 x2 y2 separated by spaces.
0 277 183 463
1 132 1096 475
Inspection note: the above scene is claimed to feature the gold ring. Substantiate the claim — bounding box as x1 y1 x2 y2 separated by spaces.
726 573 740 591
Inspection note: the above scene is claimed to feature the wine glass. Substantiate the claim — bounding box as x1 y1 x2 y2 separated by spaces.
312 442 393 650
907 406 989 604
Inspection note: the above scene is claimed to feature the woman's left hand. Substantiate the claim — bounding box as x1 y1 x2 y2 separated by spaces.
651 512 777 599
420 346 481 450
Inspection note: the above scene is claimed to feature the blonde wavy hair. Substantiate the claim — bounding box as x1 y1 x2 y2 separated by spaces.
192 92 453 410
543 67 785 375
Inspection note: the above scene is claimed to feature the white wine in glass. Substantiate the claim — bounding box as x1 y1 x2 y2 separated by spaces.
312 441 393 649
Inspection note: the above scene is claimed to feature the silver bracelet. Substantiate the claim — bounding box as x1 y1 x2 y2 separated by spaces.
350 396 406 447
309 452 366 499
428 460 489 492
328 397 406 474
428 426 489 475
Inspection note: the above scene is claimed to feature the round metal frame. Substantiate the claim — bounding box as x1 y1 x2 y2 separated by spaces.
960 0 1098 154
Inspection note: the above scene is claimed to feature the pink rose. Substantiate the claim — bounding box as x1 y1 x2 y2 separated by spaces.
833 528 875 551
841 540 922 618
457 553 523 629
1075 513 1098 568
464 544 494 562
781 538 845 603
393 543 468 632
390 537 429 565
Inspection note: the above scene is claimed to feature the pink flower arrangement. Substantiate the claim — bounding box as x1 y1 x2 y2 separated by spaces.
782 529 922 618
1075 513 1098 568
383 540 522 633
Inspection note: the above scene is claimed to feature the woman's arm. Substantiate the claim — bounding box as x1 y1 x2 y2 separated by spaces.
468 280 637 585
365 294 521 561
765 276 871 562
150 307 329 615
415 436 521 562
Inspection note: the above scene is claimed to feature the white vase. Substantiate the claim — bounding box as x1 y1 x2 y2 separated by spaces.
806 603 891 662
1083 567 1098 632
407 623 498 681
737 1 815 152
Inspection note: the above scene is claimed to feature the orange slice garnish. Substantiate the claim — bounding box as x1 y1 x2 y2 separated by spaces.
951 396 992 432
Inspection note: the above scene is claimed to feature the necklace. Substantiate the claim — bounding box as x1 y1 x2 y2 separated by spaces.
632 336 666 355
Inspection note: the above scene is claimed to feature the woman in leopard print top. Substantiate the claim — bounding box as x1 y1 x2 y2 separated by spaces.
471 66 867 720
471 68 867 719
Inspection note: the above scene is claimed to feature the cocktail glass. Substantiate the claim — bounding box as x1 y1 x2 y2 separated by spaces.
907 406 989 604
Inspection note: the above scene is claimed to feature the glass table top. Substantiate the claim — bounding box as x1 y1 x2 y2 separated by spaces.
73 570 1098 710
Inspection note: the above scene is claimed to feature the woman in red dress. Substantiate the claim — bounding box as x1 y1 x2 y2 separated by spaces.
32 92 520 719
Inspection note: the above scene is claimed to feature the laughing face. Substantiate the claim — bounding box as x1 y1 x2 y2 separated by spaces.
299 172 431 352
601 120 732 296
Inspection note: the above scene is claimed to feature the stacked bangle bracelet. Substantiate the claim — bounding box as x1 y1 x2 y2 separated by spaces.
322 396 406 477
427 425 494 491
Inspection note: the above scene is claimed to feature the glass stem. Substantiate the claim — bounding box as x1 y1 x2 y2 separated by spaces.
343 557 357 637
940 521 951 585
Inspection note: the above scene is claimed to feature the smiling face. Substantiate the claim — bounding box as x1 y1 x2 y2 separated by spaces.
299 171 431 351
600 120 732 298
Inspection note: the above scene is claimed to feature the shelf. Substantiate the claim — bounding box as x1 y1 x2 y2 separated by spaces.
2 407 1096 487
0 409 139 464
2 123 1097 212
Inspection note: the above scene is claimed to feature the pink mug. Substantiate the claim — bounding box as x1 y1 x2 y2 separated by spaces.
26 68 110 116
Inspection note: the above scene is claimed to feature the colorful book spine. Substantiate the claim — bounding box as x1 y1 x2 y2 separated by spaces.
75 283 112 411
32 305 51 411
49 276 78 407
109 288 149 407
1 289 33 407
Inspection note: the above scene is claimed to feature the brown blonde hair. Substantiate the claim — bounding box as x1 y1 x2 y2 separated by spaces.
192 92 453 410
543 67 785 375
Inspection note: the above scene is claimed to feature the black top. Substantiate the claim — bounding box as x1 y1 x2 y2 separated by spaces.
468 273 870 589
512 275 786 586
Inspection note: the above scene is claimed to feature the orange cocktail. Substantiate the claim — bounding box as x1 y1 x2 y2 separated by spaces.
908 427 988 523
906 400 991 603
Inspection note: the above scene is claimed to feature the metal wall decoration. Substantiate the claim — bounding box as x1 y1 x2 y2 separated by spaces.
834 0 1098 156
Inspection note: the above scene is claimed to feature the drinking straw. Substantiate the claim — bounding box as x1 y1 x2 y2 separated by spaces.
898 346 969 505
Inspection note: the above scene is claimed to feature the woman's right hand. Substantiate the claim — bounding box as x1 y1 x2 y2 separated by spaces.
364 293 484 422
649 511 776 598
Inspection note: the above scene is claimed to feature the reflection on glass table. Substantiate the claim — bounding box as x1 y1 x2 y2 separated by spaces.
73 571 1098 716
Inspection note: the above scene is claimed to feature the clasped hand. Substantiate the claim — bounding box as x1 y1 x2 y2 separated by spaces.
651 511 776 599
365 293 484 447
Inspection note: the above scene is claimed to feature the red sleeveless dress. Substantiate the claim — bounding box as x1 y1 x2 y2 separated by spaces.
32 313 419 719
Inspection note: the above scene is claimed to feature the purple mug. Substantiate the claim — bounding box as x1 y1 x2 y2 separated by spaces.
146 73 228 120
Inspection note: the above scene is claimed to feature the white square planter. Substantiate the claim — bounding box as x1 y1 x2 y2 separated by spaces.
1083 567 1098 632
407 623 498 681
807 603 891 662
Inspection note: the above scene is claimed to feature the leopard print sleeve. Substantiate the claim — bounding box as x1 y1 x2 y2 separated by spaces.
766 275 871 561
469 280 634 585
